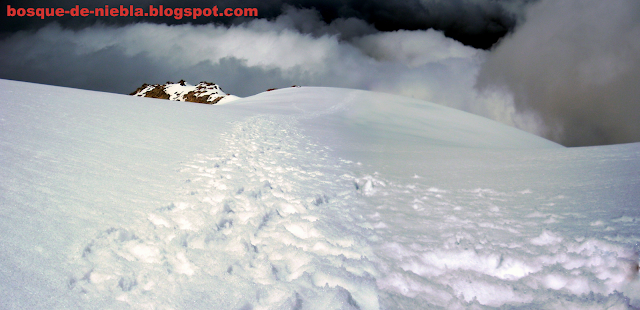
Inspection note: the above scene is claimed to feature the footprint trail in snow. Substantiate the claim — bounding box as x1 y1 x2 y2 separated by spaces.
71 115 380 309
67 115 640 309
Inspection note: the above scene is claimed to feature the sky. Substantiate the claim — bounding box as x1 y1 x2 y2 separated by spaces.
1 0 639 146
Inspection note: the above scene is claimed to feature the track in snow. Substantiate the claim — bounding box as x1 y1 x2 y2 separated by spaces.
70 115 380 309
65 109 639 309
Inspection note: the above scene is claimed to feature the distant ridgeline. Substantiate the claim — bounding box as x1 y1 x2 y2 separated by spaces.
130 80 229 104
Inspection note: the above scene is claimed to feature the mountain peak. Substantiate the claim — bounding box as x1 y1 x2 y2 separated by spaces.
130 81 234 104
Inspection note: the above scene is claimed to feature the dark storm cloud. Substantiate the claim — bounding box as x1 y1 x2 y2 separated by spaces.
0 23 295 96
0 18 475 93
2 0 534 48
477 0 640 146
0 13 513 124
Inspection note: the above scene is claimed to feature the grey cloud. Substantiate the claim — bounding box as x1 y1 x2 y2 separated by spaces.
269 6 378 40
0 24 298 96
2 0 535 49
0 13 507 115
477 0 640 146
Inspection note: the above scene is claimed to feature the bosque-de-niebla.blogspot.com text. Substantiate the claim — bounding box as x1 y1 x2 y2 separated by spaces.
7 5 258 20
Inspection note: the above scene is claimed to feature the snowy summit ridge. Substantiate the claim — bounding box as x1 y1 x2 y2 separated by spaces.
130 80 239 104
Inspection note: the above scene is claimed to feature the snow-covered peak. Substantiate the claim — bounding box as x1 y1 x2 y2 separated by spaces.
130 80 239 104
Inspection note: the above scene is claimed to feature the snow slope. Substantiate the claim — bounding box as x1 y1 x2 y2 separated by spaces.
1 79 639 309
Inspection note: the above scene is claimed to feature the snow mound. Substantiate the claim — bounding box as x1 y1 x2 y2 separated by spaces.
130 80 239 104
240 87 563 149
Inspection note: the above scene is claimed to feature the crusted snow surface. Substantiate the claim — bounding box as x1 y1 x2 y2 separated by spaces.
71 116 381 309
1 80 639 309
361 174 640 309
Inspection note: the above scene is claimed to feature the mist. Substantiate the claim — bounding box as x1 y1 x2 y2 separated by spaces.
477 0 640 146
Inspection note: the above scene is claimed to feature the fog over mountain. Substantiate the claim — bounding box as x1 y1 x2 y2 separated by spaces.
476 0 640 146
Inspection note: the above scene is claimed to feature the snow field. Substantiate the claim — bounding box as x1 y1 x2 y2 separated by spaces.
1 80 639 309
354 172 640 308
70 115 381 309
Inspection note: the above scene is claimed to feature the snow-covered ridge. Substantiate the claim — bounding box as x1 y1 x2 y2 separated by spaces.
130 80 240 104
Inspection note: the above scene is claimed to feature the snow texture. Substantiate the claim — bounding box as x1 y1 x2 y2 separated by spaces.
1 79 639 309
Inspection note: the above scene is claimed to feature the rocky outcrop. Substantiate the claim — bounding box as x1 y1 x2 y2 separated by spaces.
130 80 230 104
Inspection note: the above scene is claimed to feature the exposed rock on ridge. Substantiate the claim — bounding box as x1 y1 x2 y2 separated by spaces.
130 80 233 104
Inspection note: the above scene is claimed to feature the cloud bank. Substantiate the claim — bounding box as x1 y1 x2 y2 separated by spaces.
477 0 640 146
1 0 532 48
2 8 530 128
2 0 639 146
